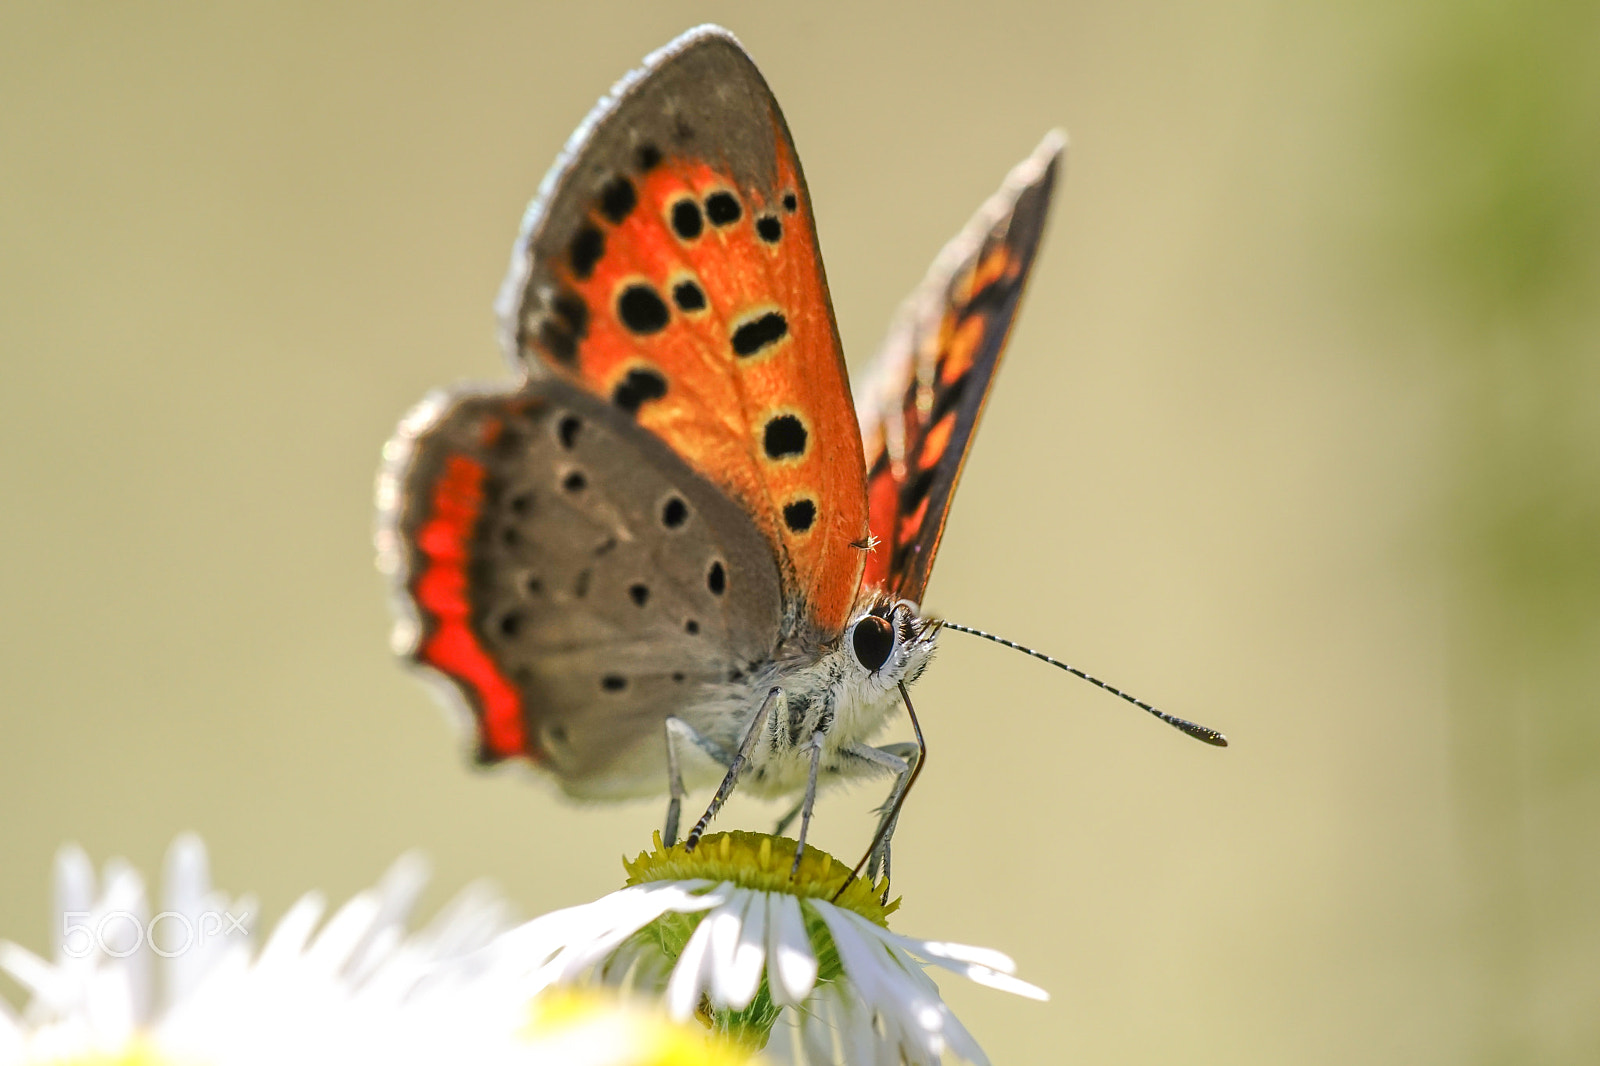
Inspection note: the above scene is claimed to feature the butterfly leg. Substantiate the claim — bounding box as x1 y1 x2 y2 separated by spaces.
685 687 784 851
789 730 826 877
839 740 921 887
663 716 735 847
869 741 922 889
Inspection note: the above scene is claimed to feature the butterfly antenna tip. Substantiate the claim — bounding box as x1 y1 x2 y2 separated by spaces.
939 621 1228 747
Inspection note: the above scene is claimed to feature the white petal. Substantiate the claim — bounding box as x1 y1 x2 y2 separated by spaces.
819 906 972 1066
520 882 713 984
797 984 842 1065
712 890 767 1010
766 892 817 1005
98 859 152 1025
704 890 749 1006
161 835 214 1004
0 942 59 1002
345 852 430 979
957 964 1050 1001
896 937 1017 974
544 883 724 988
0 994 20 1061
162 834 211 915
879 926 1049 1002
52 844 94 961
663 906 716 1021
855 915 999 1065
406 879 503 965
831 978 880 1066
256 892 325 968
885 954 989 1065
305 889 382 975
83 960 137 1044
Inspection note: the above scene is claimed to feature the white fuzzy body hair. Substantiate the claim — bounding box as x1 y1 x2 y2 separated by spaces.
673 598 940 800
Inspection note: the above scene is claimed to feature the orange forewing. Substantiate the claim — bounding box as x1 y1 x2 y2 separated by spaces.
552 131 867 637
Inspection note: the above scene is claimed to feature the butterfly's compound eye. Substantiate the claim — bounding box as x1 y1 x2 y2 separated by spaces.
851 615 895 673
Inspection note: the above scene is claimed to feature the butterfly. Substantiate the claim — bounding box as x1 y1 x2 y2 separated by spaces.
376 25 1065 879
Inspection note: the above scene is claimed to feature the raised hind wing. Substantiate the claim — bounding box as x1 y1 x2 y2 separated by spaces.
855 132 1064 603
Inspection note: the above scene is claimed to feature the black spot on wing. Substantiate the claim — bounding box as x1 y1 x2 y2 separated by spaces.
707 561 726 595
756 215 782 243
569 225 604 280
763 415 807 459
599 176 637 224
635 143 662 171
661 496 689 529
732 312 787 357
612 367 668 414
672 279 706 312
705 191 741 226
783 499 816 533
782 192 798 212
617 284 670 334
671 198 703 241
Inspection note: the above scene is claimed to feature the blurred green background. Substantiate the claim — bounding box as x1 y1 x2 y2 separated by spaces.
3 2 1598 1062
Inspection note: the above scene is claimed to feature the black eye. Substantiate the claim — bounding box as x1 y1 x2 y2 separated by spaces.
851 615 895 673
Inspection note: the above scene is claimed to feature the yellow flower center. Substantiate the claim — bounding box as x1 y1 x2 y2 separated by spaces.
624 831 899 925
41 1041 171 1066
527 989 758 1065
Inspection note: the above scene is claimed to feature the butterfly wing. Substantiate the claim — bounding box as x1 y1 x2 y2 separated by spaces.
856 132 1065 603
497 26 868 640
376 376 783 798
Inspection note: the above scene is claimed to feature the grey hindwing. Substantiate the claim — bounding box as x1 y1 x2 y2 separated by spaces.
387 376 783 796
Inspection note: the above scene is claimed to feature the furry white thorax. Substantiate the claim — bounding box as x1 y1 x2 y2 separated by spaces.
688 598 940 800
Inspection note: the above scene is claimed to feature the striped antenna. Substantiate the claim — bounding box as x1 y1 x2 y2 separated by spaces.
939 621 1228 747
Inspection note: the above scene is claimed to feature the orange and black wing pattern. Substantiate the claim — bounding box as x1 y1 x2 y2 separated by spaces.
856 133 1064 604
497 27 868 640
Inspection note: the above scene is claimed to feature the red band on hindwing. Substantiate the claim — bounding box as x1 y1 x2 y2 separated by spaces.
411 452 538 763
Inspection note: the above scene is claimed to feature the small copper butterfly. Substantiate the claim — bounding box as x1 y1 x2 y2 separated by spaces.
376 25 1218 881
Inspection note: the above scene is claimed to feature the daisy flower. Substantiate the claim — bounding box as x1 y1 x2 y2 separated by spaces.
0 837 758 1066
487 831 1048 1065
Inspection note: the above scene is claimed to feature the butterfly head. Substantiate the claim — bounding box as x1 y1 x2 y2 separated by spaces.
811 595 938 738
848 597 936 680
